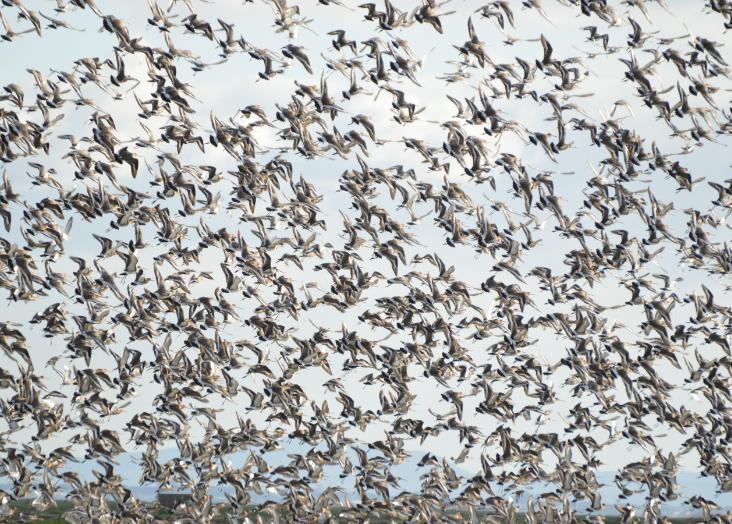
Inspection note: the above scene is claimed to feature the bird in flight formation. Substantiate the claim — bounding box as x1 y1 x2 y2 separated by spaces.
0 0 732 522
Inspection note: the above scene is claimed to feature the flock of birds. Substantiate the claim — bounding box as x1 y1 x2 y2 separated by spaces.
0 0 732 522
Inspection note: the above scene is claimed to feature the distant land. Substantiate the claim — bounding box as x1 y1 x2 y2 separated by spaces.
3 445 730 518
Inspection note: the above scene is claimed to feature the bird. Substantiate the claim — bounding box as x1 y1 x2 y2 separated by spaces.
0 0 730 521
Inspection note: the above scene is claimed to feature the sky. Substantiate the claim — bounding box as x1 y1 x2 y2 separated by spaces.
0 0 731 513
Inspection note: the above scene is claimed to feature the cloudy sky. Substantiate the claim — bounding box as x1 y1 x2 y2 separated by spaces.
1 0 732 508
